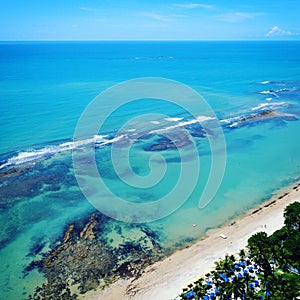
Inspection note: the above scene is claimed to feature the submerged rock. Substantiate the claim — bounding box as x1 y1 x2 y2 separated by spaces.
144 133 192 151
28 212 164 299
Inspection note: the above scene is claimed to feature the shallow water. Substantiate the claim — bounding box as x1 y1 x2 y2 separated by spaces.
0 41 300 299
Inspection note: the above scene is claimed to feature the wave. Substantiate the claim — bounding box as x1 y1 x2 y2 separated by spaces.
259 90 275 95
251 103 269 111
258 80 289 86
100 134 127 146
164 117 183 122
220 116 241 124
258 80 300 85
0 135 108 171
196 116 215 122
0 102 296 173
150 121 160 125
220 101 291 129
0 114 216 172
259 88 291 94
258 87 299 98
260 81 270 85
150 115 214 134
256 81 300 101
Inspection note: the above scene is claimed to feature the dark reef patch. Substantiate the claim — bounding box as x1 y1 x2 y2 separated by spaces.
27 212 164 299
144 133 192 151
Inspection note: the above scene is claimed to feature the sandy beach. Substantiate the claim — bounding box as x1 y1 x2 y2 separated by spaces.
88 181 300 300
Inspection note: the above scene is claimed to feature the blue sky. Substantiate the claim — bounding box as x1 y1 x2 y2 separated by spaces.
1 0 300 40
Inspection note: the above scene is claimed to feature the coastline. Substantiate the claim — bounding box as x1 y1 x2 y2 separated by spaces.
87 180 300 300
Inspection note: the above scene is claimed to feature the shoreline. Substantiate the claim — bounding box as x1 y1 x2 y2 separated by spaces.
87 180 300 300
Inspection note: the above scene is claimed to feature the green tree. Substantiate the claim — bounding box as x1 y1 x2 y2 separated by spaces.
284 202 300 231
239 248 246 261
271 202 300 270
193 277 207 299
247 232 273 279
214 254 235 275
231 275 245 299
269 227 290 270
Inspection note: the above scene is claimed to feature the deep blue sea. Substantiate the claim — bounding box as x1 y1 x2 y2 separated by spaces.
0 41 300 299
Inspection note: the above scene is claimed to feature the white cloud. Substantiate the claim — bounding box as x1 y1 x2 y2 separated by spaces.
174 3 213 9
266 26 292 37
79 7 96 12
217 12 259 23
141 12 170 22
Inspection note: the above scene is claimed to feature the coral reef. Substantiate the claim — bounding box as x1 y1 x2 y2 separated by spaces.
27 212 163 299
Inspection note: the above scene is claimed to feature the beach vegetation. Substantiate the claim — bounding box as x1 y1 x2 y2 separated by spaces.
179 202 300 300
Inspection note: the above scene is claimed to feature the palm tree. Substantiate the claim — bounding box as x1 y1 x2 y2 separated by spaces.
190 277 207 299
217 280 232 300
247 232 273 280
231 275 245 299
239 249 246 261
210 270 221 284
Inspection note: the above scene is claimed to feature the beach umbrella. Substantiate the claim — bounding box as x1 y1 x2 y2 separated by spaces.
185 291 196 299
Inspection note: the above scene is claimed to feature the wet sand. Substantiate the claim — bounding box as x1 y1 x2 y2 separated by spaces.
87 181 300 300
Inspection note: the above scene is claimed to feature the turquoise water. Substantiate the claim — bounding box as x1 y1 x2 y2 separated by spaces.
0 41 300 299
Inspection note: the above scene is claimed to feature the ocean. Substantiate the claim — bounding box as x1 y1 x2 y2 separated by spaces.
0 41 300 299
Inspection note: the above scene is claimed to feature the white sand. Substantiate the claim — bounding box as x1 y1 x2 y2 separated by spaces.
88 182 300 300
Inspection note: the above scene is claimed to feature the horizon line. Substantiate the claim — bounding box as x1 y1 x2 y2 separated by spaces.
1 39 300 43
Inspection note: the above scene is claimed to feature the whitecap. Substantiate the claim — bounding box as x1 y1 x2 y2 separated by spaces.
0 147 57 170
164 117 184 122
0 135 110 170
268 101 287 108
196 115 215 122
100 134 127 145
229 122 239 128
259 90 273 94
220 116 241 124
251 103 269 111
149 118 203 134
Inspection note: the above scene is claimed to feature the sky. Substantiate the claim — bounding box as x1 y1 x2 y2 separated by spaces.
1 0 300 41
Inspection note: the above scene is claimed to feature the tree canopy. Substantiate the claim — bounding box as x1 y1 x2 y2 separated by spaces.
180 202 300 300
